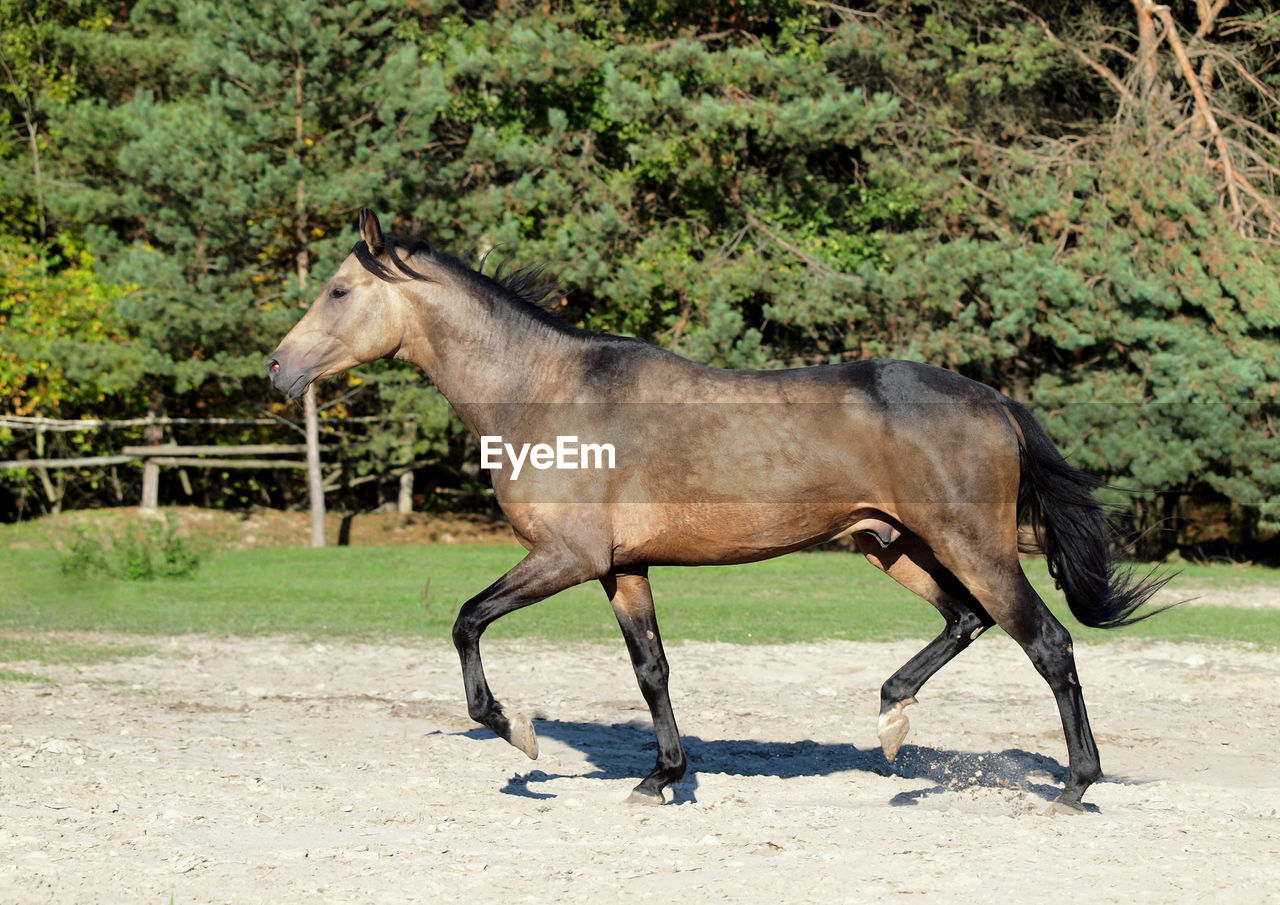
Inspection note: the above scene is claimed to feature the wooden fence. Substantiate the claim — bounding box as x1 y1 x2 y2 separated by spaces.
119 444 311 510
0 415 418 517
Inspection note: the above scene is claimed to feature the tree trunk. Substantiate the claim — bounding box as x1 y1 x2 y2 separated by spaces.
1131 0 1161 101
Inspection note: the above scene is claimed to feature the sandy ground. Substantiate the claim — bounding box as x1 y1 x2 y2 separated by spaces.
2 631 1278 905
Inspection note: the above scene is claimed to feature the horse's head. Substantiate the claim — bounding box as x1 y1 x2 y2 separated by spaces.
267 209 409 399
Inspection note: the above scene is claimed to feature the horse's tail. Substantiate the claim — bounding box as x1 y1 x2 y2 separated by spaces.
1003 399 1171 629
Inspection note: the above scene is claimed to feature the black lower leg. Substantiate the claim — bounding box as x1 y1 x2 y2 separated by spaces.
451 552 591 758
1016 612 1103 809
626 647 686 802
605 572 686 803
1035 629 1102 808
880 604 992 716
453 619 523 745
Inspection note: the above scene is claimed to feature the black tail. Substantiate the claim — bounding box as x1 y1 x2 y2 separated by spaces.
1004 400 1172 628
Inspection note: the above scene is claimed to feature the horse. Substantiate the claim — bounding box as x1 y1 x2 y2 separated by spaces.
267 210 1167 811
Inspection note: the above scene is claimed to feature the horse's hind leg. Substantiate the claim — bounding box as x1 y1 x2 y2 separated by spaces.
999 573 1102 811
939 550 1104 811
859 533 994 761
452 548 598 759
602 569 686 805
877 607 993 762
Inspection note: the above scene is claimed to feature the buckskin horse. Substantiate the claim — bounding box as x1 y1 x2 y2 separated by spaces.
267 210 1167 811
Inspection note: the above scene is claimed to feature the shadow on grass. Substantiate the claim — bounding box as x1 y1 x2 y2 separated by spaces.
464 718 1129 811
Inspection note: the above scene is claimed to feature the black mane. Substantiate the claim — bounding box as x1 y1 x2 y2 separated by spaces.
353 234 570 335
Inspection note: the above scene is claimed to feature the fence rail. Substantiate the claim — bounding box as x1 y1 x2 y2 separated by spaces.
119 444 311 457
0 454 137 470
0 443 318 510
0 415 290 432
146 456 308 469
1 415 421 517
0 413 406 432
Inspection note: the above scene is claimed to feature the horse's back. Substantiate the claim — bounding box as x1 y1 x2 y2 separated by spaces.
572 335 1006 412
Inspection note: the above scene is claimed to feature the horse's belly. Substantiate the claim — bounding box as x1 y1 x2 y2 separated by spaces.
607 501 865 567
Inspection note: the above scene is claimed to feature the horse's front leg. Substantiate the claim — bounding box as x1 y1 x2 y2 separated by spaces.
452 548 596 758
603 569 686 804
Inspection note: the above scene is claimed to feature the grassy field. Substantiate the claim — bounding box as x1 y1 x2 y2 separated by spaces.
1 541 1277 652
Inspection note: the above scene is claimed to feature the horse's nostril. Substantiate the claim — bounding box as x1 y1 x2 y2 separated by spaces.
268 358 281 374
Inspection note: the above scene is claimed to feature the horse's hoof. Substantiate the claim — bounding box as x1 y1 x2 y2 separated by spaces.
1045 796 1087 816
506 712 539 760
877 698 916 762
625 788 666 806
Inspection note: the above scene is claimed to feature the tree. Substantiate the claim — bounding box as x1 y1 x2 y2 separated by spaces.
27 0 449 510
0 236 139 415
4 0 1276 548
0 0 106 237
827 0 1280 543
59 0 426 398
0 235 141 515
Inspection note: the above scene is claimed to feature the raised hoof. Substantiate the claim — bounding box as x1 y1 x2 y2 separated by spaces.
1045 796 1087 816
625 788 666 806
877 697 916 763
505 712 539 760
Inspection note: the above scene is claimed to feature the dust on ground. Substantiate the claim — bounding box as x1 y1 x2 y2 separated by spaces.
2 633 1278 904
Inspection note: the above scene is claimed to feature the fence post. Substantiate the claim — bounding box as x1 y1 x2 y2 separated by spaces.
140 458 159 512
140 412 161 512
398 469 414 514
305 385 325 547
397 420 415 514
33 424 61 511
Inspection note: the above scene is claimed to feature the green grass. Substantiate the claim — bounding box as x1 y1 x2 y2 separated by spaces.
1 543 1278 648
0 634 161 684
0 634 161 683
0 636 158 664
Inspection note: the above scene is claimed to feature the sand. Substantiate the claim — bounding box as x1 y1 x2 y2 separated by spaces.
2 628 1278 904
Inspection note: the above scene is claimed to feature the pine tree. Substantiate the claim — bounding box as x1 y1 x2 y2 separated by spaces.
57 0 430 407
5 0 1277 544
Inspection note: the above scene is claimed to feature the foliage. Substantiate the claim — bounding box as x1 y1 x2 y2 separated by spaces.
410 1 907 367
0 236 140 415
53 0 434 397
0 0 116 236
0 0 1277 548
58 517 201 580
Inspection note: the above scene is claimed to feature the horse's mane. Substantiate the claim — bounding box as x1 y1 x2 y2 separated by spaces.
353 233 569 335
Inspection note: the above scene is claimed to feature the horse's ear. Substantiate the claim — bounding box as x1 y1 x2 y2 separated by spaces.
359 209 385 256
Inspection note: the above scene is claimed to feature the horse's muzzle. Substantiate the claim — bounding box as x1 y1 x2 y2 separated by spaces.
266 354 308 399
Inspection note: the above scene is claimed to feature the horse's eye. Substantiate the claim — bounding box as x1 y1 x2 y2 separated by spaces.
330 286 347 300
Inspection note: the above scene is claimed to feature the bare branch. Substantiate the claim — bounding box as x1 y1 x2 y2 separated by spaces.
1151 4 1246 226
1000 0 1137 105
1223 167 1280 237
1132 0 1162 98
1198 45 1280 104
1193 0 1231 39
743 209 861 284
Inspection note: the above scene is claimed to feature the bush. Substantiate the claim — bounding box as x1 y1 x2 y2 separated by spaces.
59 518 200 580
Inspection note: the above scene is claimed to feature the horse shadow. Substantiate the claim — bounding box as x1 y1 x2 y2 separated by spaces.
463 719 1123 810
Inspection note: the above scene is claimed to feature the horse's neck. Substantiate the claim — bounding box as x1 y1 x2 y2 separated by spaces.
394 276 576 432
